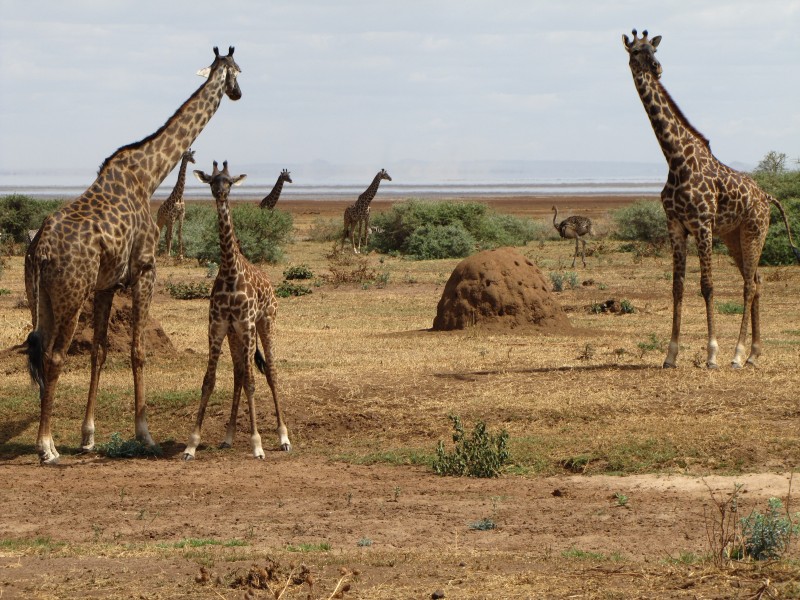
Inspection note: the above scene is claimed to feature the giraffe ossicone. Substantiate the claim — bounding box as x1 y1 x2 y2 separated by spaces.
23 46 243 464
624 28 800 369
183 160 291 461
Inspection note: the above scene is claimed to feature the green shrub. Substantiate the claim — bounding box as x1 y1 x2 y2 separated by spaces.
612 200 669 246
0 195 63 243
760 198 800 266
165 280 210 300
308 217 344 242
283 264 314 280
369 199 539 259
752 169 800 201
433 415 509 478
183 203 293 264
275 281 312 298
739 497 800 560
549 271 578 292
405 223 476 260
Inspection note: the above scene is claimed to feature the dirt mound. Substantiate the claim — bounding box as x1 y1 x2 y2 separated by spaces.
432 247 572 333
69 293 175 357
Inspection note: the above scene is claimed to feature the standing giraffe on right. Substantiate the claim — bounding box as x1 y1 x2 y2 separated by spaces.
342 168 392 253
259 168 293 210
623 29 800 369
552 205 594 268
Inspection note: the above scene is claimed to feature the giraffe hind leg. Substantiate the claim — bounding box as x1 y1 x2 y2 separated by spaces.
257 317 291 451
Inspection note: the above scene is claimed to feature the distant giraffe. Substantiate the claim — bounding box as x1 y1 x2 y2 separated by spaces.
184 160 291 460
623 29 800 369
552 205 594 268
156 148 196 259
259 169 293 210
23 46 242 464
342 169 392 253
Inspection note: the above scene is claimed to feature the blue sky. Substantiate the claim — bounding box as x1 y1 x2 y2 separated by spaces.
1 0 798 184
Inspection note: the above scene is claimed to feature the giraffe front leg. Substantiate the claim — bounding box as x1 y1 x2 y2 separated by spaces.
258 317 291 452
185 321 227 460
237 325 264 459
221 333 243 448
696 228 719 369
664 224 688 368
177 215 185 261
165 221 174 258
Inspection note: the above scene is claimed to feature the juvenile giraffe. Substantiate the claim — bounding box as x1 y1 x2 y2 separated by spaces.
552 205 594 268
623 29 800 369
342 168 392 253
23 46 243 464
259 168 293 210
156 148 196 259
184 161 291 460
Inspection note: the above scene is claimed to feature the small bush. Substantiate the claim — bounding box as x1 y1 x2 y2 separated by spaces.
549 271 578 292
183 203 293 265
369 199 539 259
433 415 509 478
98 432 162 458
0 194 63 244
307 217 344 242
612 200 669 246
761 198 800 266
283 264 314 280
740 497 800 560
619 299 635 314
275 281 312 298
165 280 210 300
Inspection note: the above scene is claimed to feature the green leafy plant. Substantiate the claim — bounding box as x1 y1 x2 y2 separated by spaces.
612 200 669 246
283 264 314 280
549 271 578 292
165 280 211 300
98 432 162 458
619 299 635 314
0 194 63 244
716 301 744 315
637 333 664 357
433 415 509 478
275 281 312 298
469 518 496 531
740 497 800 560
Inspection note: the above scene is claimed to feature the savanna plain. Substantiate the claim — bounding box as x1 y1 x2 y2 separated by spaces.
1 195 800 599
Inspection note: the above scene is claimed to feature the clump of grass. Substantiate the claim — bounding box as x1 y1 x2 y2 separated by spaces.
165 280 211 300
549 271 578 292
285 542 332 553
356 538 373 547
98 432 162 458
283 264 314 280
637 333 665 357
433 414 509 478
716 300 744 315
322 246 378 286
469 518 497 531
619 299 635 314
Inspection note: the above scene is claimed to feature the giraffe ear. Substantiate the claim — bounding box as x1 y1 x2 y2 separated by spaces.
651 35 661 48
193 170 212 184
196 66 211 79
232 174 247 186
622 34 632 50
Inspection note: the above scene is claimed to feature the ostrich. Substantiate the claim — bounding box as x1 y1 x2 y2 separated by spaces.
552 205 594 268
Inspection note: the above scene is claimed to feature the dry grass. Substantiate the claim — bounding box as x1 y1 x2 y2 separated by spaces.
2 196 800 597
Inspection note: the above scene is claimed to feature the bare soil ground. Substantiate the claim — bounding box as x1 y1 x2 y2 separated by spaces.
2 195 800 599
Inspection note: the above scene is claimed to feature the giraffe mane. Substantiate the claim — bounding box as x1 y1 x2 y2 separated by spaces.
655 78 711 150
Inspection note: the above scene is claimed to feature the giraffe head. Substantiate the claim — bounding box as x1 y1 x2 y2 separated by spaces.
193 160 247 202
622 29 662 79
280 168 293 184
197 46 243 101
379 168 392 182
183 148 197 165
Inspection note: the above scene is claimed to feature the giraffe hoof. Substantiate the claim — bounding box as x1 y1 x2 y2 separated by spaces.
745 359 758 368
182 452 195 461
706 362 718 370
39 455 60 466
730 361 743 370
280 442 292 452
662 362 677 369
219 442 232 449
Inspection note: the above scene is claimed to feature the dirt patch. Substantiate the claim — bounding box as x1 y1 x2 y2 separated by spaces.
432 246 572 333
69 292 175 357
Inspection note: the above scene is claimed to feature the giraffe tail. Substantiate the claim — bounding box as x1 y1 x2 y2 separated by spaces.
26 331 45 389
768 196 800 264
254 342 267 376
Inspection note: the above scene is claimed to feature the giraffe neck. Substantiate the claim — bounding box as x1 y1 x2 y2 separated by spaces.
163 155 192 208
260 175 286 209
632 71 711 164
97 64 229 198
355 174 384 210
215 195 241 273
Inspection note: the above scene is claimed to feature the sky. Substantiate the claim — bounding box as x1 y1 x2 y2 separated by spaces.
1 0 799 187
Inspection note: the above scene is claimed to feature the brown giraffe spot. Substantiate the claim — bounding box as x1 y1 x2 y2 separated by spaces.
432 247 573 333
68 292 175 357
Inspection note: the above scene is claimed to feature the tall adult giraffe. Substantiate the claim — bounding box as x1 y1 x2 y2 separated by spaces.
342 168 392 253
259 168 293 210
184 161 291 460
24 46 243 464
623 29 800 369
156 148 196 259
